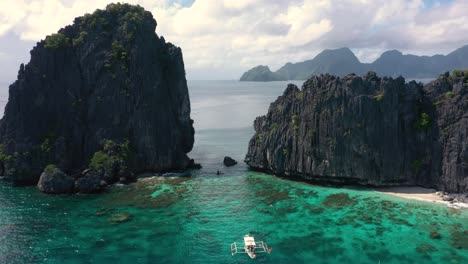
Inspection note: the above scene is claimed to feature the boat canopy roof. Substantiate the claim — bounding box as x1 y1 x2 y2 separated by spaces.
244 236 255 246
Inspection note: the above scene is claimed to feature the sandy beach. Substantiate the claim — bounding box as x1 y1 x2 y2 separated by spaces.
375 186 468 208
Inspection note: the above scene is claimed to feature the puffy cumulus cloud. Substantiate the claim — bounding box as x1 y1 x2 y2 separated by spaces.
0 0 27 36
0 0 173 40
152 0 336 78
0 0 468 79
151 0 468 78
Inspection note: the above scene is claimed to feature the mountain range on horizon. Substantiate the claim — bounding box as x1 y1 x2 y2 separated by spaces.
240 45 468 81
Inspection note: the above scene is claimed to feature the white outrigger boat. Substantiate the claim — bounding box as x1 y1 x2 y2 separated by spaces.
231 234 272 259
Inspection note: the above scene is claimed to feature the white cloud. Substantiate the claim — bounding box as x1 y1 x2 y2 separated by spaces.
0 0 467 79
0 0 27 36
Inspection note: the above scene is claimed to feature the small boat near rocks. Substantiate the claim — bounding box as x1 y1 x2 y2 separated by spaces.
231 234 272 259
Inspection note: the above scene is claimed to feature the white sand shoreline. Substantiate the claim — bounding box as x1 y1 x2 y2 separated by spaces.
374 186 468 209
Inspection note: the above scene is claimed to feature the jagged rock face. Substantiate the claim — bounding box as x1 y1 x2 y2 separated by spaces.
0 4 194 185
245 72 468 193
423 71 468 192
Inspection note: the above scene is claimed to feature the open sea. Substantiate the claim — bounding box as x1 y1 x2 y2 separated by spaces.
0 79 467 264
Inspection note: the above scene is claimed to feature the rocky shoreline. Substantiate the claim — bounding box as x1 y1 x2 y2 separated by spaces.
436 191 468 204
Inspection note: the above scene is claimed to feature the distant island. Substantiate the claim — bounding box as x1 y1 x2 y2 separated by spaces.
240 46 468 81
245 70 468 195
0 3 196 194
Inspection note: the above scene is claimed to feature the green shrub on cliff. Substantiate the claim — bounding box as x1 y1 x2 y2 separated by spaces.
450 69 468 77
72 31 88 46
296 92 303 100
44 33 70 49
415 112 431 129
44 164 57 174
107 2 145 15
79 3 145 37
40 138 51 153
256 133 264 144
89 151 110 171
445 91 454 99
0 144 12 163
292 115 299 131
374 94 384 102
89 140 130 172
111 41 129 72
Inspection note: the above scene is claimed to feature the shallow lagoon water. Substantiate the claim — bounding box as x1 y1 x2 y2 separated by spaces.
1 80 466 264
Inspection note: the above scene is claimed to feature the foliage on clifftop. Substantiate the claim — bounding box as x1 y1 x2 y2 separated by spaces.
43 3 152 50
44 33 70 49
450 69 468 77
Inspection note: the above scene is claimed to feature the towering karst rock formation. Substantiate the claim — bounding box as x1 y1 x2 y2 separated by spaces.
0 3 195 192
246 71 468 193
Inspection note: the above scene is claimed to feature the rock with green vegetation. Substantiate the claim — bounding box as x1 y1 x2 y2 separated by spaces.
246 71 467 193
37 165 75 194
239 65 287 81
0 3 195 190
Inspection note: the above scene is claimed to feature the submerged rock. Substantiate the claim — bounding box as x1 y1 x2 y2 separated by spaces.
109 213 131 223
96 208 115 216
245 71 468 193
416 243 437 255
0 3 195 189
322 193 357 208
430 231 441 239
223 156 238 167
37 165 74 194
450 230 468 249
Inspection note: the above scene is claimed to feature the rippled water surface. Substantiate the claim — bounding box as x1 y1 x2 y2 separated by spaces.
1 80 466 264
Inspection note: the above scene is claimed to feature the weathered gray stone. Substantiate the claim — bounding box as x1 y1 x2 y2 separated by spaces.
223 156 238 167
245 71 467 193
37 166 74 194
75 175 102 193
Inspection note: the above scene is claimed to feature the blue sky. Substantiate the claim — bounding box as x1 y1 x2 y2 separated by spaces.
0 0 467 83
424 0 454 8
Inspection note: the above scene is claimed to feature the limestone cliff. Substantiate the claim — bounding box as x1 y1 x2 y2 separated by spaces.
245 71 467 193
0 3 195 190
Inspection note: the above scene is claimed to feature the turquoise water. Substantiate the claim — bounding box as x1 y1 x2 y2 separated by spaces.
1 80 466 264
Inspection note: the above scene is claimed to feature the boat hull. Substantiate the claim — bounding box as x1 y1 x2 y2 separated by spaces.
244 247 256 259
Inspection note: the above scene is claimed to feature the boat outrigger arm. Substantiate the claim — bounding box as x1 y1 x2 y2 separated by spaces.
231 234 272 259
